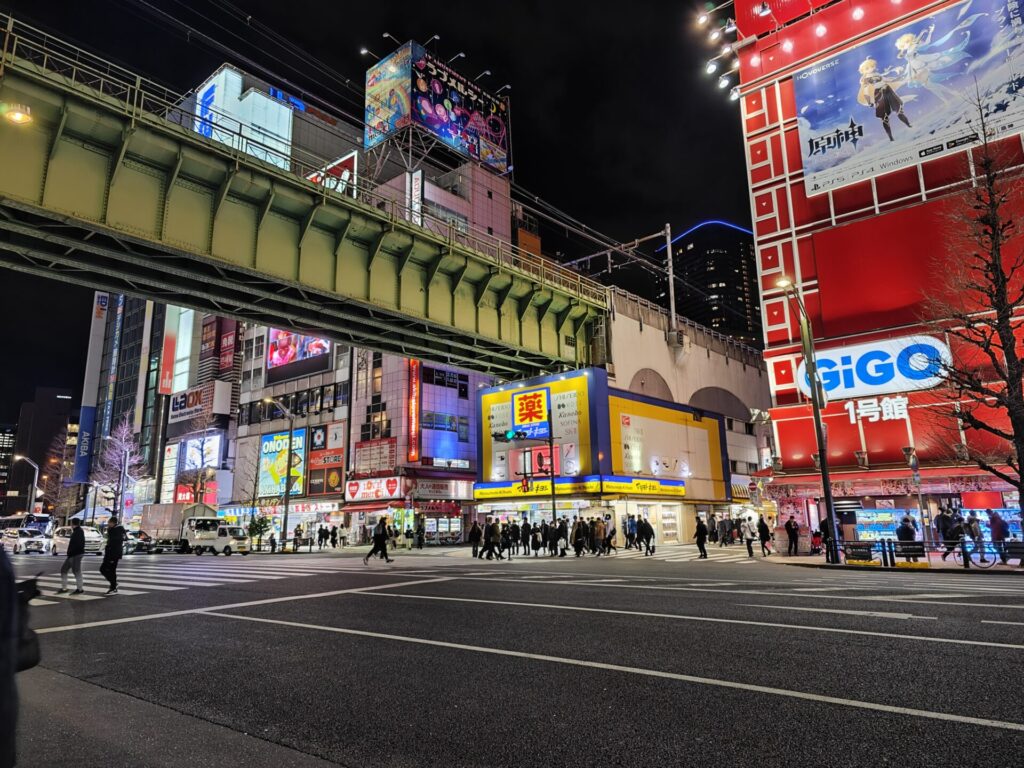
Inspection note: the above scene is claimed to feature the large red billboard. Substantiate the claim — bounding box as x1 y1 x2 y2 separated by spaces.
736 0 1024 489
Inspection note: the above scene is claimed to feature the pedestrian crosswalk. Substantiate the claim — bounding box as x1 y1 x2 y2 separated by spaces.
12 554 382 607
448 544 759 564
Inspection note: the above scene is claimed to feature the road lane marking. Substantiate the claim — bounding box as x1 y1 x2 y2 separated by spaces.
37 576 182 591
737 604 936 620
201 610 1024 733
445 575 1024 609
36 577 451 635
351 591 1022 650
981 620 1024 626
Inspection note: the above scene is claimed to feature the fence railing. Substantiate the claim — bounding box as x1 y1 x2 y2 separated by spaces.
841 537 1024 569
0 13 608 308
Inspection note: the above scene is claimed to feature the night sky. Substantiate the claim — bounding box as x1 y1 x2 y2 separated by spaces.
0 0 750 421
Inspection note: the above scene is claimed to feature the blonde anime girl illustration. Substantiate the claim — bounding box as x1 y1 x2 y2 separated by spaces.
894 15 982 105
857 57 911 141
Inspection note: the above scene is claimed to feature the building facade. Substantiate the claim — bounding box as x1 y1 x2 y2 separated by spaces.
733 0 1024 542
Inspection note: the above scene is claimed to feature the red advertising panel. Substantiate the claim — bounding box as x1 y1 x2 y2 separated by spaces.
408 359 421 462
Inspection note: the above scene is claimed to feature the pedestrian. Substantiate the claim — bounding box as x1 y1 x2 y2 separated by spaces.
989 509 1010 565
965 512 988 563
934 507 953 549
784 515 800 556
694 517 708 559
604 516 617 555
1 546 18 768
100 516 126 594
468 521 482 558
708 514 718 545
293 524 303 554
757 515 773 557
330 525 338 549
896 516 918 563
415 521 425 550
593 516 606 556
626 514 637 550
500 523 512 560
640 517 656 556
531 524 542 557
741 516 757 558
269 533 277 553
940 513 968 564
55 517 86 595
521 520 532 555
510 520 521 555
718 516 731 547
363 518 394 564
558 518 569 557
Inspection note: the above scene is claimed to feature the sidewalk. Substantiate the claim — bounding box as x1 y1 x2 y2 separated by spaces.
761 545 1024 574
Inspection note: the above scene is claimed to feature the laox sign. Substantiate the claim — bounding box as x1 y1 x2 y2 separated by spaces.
796 336 952 400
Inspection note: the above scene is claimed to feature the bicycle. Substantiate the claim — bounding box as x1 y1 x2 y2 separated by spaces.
951 538 1000 569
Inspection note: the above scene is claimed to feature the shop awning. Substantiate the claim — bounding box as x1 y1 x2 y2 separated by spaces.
731 483 750 499
342 501 405 513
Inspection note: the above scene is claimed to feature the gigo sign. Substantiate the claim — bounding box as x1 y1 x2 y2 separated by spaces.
797 335 951 400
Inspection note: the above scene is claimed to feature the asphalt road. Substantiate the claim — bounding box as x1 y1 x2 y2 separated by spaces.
11 546 1024 767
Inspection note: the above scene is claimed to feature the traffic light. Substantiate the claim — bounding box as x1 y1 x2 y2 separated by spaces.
492 430 528 442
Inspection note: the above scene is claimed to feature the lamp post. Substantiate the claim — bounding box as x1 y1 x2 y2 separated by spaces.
776 277 839 563
13 455 39 517
264 397 296 553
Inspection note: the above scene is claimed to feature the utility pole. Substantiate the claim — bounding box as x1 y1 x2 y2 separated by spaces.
664 222 676 332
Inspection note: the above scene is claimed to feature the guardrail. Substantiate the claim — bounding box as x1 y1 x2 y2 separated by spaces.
841 538 1024 569
0 13 608 308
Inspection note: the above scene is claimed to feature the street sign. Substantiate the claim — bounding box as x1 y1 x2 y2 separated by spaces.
521 477 529 492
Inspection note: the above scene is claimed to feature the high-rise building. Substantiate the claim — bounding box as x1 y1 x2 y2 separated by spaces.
10 387 75 515
675 228 761 347
0 424 16 515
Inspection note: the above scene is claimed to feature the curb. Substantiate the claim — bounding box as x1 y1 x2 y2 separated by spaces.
768 559 1024 576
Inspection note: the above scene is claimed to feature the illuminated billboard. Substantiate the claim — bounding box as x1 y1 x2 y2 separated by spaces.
365 43 414 148
258 428 307 498
307 422 346 496
265 329 332 384
793 0 1024 195
364 42 511 174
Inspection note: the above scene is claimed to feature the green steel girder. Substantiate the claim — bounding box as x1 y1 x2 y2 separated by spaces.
0 57 607 376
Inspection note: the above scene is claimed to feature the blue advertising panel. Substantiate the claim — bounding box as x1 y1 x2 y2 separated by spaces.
793 0 1024 195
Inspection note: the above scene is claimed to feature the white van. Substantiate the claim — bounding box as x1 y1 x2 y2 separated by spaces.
50 526 104 556
205 525 251 556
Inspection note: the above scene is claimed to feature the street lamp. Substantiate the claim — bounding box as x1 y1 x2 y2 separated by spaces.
263 396 296 552
0 103 32 125
776 276 840 563
13 455 40 516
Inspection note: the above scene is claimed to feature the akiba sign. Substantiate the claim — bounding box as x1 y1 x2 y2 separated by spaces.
796 335 952 400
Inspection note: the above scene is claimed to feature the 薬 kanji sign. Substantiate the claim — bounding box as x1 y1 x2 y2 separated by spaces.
512 388 551 439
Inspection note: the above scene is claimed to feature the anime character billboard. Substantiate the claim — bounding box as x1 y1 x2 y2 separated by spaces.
364 43 413 148
793 0 1024 195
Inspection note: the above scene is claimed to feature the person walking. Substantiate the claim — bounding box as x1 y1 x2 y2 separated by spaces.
269 533 277 553
939 512 965 562
604 516 618 555
55 518 86 595
100 516 126 594
934 508 953 549
989 509 1010 565
592 517 606 557
330 525 338 549
694 517 709 559
415 521 425 550
531 524 542 557
293 524 303 554
718 516 731 547
741 516 758 558
757 515 773 557
1 546 18 768
965 512 988 563
510 520 521 555
784 515 800 556
363 518 394 564
708 514 718 546
640 517 656 556
489 517 504 560
896 516 918 563
468 521 483 559
521 520 532 556
626 514 637 550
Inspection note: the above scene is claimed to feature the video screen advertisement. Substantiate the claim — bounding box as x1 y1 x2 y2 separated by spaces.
364 41 511 174
793 0 1024 195
258 428 307 498
265 329 332 384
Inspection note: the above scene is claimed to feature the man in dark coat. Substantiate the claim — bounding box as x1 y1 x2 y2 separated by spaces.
363 518 394 565
56 517 86 594
100 517 126 594
694 517 709 559
784 515 800 556
1 547 18 768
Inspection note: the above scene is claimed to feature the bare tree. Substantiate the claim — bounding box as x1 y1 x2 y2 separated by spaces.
92 416 145 519
924 102 1024 493
176 411 220 504
40 428 78 523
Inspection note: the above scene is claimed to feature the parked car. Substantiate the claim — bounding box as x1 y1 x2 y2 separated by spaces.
2 528 47 554
50 525 104 556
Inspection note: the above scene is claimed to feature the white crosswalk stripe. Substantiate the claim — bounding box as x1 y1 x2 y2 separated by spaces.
15 555 382 607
